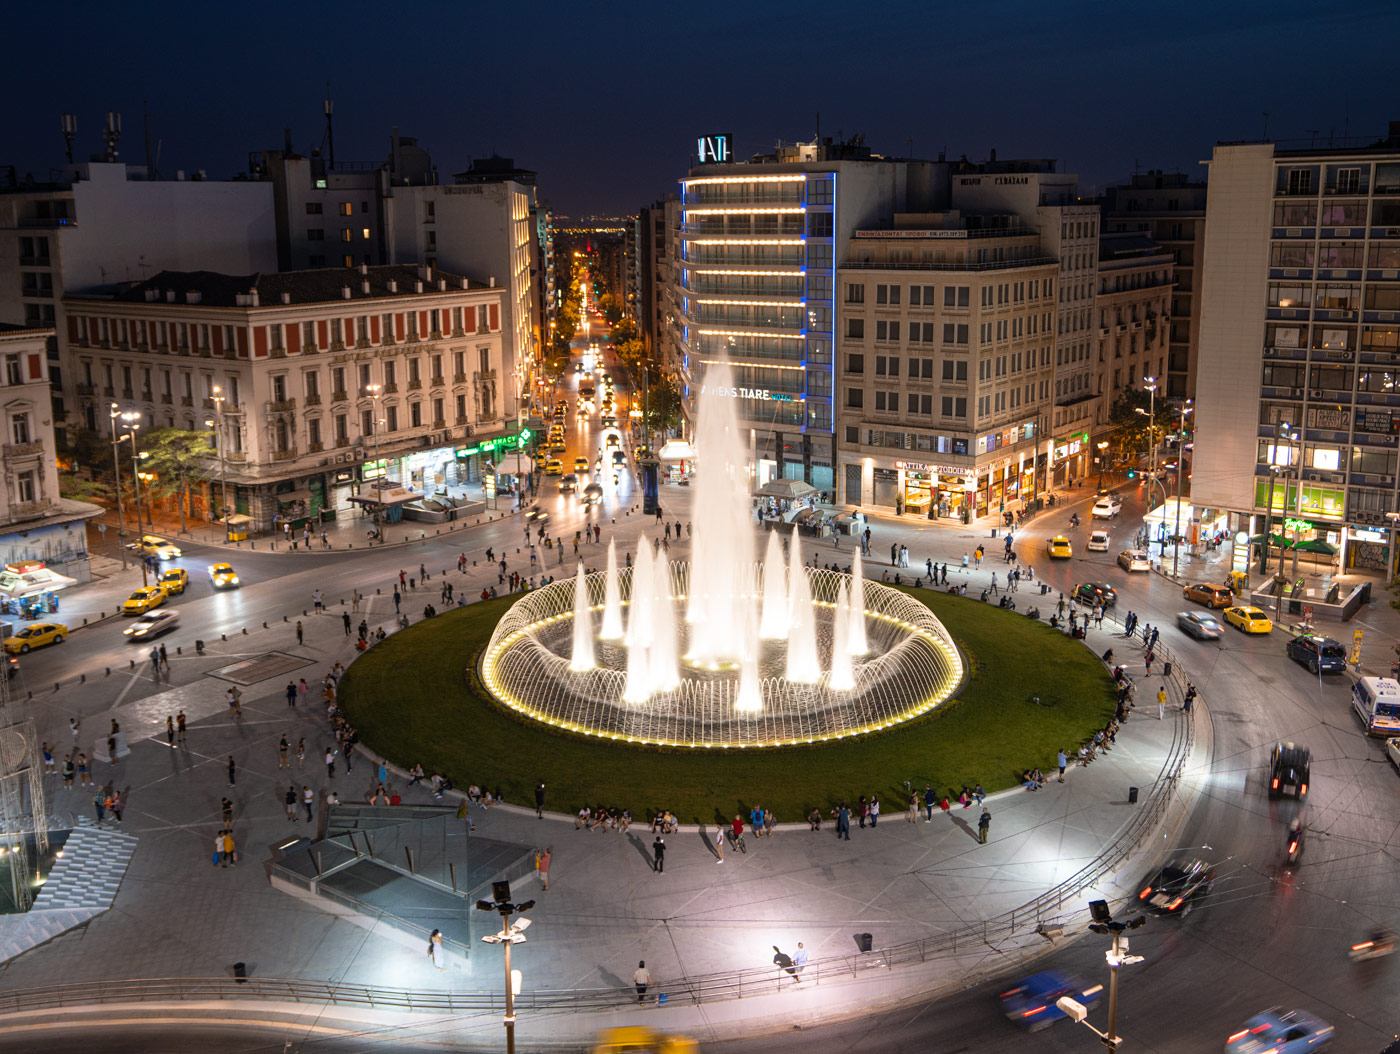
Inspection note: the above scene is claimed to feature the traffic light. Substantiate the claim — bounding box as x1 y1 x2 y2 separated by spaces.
1127 470 1137 479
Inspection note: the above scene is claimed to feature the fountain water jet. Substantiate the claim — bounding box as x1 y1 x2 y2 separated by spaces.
734 603 762 712
848 549 869 656
827 584 855 691
567 563 594 672
649 554 680 691
626 544 655 651
759 530 788 638
785 536 820 683
599 539 624 639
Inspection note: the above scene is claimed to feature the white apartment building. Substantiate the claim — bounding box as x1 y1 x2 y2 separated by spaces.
0 324 102 585
836 216 1059 520
1195 127 1400 575
1091 233 1174 441
63 265 505 531
949 162 1102 484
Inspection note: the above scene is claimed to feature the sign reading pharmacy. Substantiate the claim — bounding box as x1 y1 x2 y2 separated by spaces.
697 133 732 164
455 428 531 459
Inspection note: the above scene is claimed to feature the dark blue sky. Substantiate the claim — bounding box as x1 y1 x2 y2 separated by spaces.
6 0 1399 216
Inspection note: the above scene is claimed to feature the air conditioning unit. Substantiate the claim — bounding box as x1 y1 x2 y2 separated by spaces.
1309 389 1325 399
1382 475 1396 485
1306 473 1321 481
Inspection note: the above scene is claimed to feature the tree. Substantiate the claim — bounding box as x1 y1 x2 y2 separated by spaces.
137 427 214 532
610 316 638 346
614 337 646 373
56 426 107 474
642 374 683 439
1106 389 1172 463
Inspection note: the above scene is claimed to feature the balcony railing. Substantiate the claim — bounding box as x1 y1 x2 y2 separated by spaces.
305 395 321 406
267 399 297 413
75 382 96 396
4 441 43 459
272 449 297 461
430 376 445 388
331 390 348 403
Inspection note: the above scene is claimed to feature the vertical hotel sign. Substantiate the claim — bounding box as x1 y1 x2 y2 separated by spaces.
697 133 732 164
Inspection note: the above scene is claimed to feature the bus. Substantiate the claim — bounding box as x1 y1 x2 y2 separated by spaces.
1352 676 1400 736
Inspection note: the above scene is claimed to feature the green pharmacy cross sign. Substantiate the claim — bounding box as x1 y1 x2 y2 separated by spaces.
456 428 531 459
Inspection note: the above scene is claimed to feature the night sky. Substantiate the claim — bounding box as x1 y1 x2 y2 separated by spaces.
5 0 1398 216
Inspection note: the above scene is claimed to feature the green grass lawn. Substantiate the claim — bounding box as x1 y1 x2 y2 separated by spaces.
338 588 1115 825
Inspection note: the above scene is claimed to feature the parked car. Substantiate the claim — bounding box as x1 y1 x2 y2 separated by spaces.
124 609 181 641
1224 605 1273 634
1136 857 1215 916
1047 536 1073 559
1087 529 1110 552
1177 611 1223 640
1183 582 1232 608
1225 1008 1334 1053
2 622 67 654
999 971 1103 1032
1285 634 1347 674
122 586 167 615
1117 549 1151 572
1091 496 1122 518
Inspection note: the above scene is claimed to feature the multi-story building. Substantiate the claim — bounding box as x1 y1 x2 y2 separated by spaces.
1091 232 1174 443
0 324 102 588
62 265 506 531
948 161 1102 485
532 204 556 357
1194 125 1400 575
634 198 679 360
675 136 940 492
836 215 1059 519
1104 172 1208 400
0 161 276 436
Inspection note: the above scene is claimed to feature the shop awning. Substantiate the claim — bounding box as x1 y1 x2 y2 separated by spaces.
0 567 78 599
756 479 817 501
658 439 696 461
1294 538 1339 555
493 454 533 476
276 489 313 504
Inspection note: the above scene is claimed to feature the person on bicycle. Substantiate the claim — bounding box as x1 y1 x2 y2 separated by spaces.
731 814 745 846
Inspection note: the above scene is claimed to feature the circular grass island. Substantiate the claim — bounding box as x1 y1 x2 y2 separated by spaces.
338 588 1116 825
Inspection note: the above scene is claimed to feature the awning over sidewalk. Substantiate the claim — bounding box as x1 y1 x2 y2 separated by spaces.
0 565 79 599
346 486 423 507
276 489 313 504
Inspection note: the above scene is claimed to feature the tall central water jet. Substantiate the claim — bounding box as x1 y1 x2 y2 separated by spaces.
649 554 680 691
599 539 624 640
786 534 820 682
684 360 755 667
759 530 788 639
568 562 594 672
849 549 869 656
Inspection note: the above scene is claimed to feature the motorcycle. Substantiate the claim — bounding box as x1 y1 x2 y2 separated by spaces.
1350 929 1396 962
1286 819 1305 865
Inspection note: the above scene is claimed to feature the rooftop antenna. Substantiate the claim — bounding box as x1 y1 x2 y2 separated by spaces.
60 113 76 164
323 87 335 170
103 110 122 163
1305 129 1319 148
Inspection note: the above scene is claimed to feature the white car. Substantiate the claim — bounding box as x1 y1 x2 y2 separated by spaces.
1091 496 1122 519
1387 737 1400 771
1087 530 1110 552
1117 549 1151 572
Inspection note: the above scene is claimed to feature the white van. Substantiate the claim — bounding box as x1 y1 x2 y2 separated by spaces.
1352 676 1400 736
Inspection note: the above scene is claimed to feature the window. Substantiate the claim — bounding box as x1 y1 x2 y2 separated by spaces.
410 402 422 428
846 353 864 374
455 393 467 420
875 355 899 377
384 361 397 386
271 375 288 402
304 371 320 398
941 396 966 418
944 286 970 308
1286 169 1313 196
1335 168 1361 194
846 318 865 339
16 470 35 504
331 366 346 395
433 397 444 423
941 360 967 382
361 408 374 435
906 394 932 415
386 405 399 431
343 255 354 267
875 320 900 342
308 418 321 448
409 358 421 384
341 229 352 243
807 213 833 238
425 202 436 222
943 323 968 345
874 391 899 412
11 412 30 444
339 202 353 216
909 286 921 307
4 355 19 385
845 283 865 304
479 347 491 374
306 202 323 215
359 364 372 389
335 414 348 442
876 284 900 305
362 227 371 240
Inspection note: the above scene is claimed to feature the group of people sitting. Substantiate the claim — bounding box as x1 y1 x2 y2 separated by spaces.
576 805 633 832
650 810 680 834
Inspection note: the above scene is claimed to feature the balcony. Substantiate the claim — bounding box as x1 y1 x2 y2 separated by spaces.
329 341 346 352
267 399 297 413
269 348 286 359
308 442 324 453
8 500 48 519
453 373 468 384
408 380 423 391
159 393 172 404
305 394 321 406
103 386 115 397
335 436 351 448
4 441 43 459
75 382 95 396
331 389 348 403
272 449 297 462
140 390 153 402
181 396 194 406
121 389 134 400
225 451 247 463
432 419 447 431
430 376 445 388
383 383 399 394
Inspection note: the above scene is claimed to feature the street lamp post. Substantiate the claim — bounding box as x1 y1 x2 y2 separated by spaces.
108 403 127 533
1288 424 1304 577
121 413 149 587
1260 421 1288 576
211 385 230 540
1171 404 1193 579
364 382 383 504
1058 900 1146 1050
1097 440 1109 491
476 882 535 1054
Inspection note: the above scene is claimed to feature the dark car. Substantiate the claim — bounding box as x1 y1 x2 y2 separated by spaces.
999 970 1103 1032
1136 857 1215 916
1269 742 1310 799
1285 634 1347 674
1074 582 1118 607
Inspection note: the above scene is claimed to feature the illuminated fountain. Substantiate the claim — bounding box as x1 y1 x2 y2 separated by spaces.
480 362 965 748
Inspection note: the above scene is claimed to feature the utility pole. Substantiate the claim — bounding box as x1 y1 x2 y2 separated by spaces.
108 403 127 533
1171 404 1193 579
211 385 230 540
1260 421 1287 576
476 882 534 1054
1059 900 1146 1050
122 413 149 587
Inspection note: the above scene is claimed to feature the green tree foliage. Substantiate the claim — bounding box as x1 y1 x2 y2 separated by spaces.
1106 389 1172 461
614 337 646 372
643 374 684 439
138 427 214 531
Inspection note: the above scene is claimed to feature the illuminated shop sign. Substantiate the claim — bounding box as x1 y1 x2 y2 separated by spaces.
697 134 732 164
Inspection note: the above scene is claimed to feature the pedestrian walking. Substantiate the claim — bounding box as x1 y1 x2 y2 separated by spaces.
633 961 653 1003
343 612 352 636
165 716 175 746
835 802 851 840
325 747 336 778
295 620 304 646
296 737 306 767
62 754 74 789
923 784 935 822
285 785 298 821
313 589 323 614
1184 683 1197 714
429 929 446 971
653 835 666 872
302 785 315 822
93 788 106 823
112 788 126 823
299 678 309 706
227 755 236 787
793 943 808 977
77 753 90 786
1157 685 1166 720
535 781 546 819
978 807 991 844
158 643 169 670
286 681 298 708
537 846 552 890
149 647 160 675
907 794 917 823
714 823 725 862
1057 749 1067 782
278 735 290 768
177 710 187 744
70 717 80 746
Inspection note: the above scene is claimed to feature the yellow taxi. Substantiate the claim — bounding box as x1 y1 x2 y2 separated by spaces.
158 568 188 595
134 535 182 561
122 586 167 615
574 456 590 474
1047 535 1073 559
209 563 240 589
591 1027 696 1054
2 622 68 654
1223 605 1273 634
545 458 564 476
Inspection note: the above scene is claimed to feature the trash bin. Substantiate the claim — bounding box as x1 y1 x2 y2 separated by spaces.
856 932 873 953
195 639 205 655
233 961 248 983
657 992 668 1006
1162 662 1172 678
1127 787 1139 804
